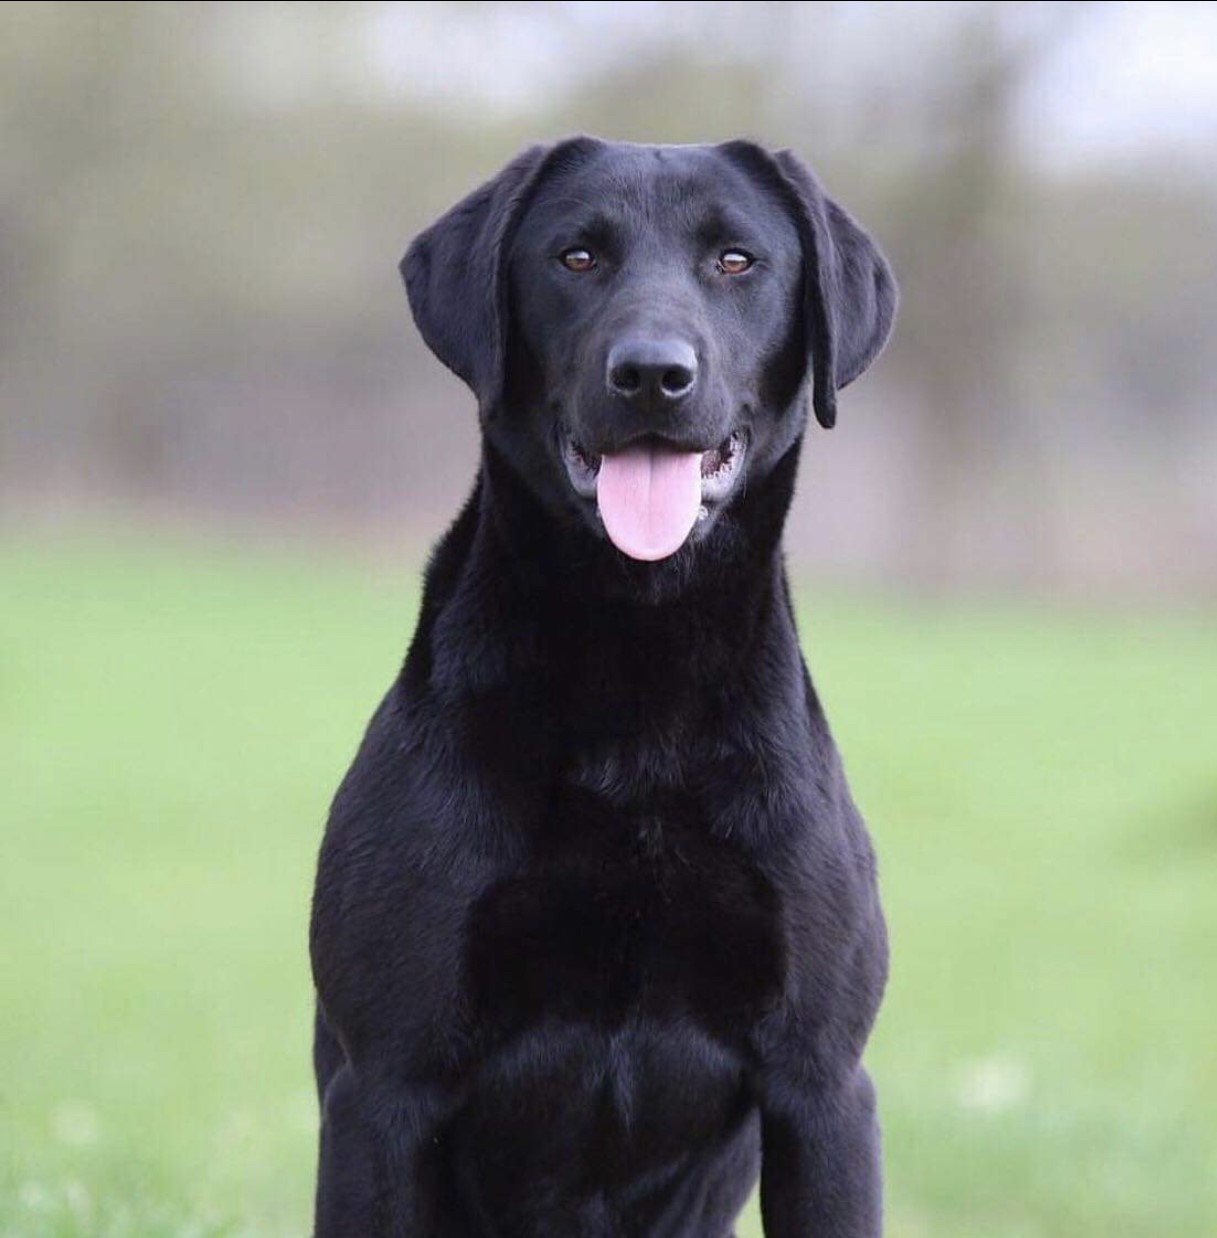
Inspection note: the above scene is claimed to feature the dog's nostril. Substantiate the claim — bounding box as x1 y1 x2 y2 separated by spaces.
661 366 695 396
611 364 642 396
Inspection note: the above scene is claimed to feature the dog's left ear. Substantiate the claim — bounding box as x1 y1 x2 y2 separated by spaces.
720 142 898 429
403 137 600 419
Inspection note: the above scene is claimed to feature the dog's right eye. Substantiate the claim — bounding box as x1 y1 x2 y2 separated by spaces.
560 248 597 273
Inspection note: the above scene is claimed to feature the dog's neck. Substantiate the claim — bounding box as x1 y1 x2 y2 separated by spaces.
406 439 813 751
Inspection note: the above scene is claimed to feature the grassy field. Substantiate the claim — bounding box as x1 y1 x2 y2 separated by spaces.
2 533 1215 1237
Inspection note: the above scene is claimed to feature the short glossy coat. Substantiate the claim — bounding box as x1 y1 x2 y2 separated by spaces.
310 136 898 1237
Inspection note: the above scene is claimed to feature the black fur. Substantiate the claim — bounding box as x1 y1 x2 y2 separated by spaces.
311 137 897 1237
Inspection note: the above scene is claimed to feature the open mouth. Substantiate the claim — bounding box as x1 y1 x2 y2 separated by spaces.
561 429 747 561
561 430 745 499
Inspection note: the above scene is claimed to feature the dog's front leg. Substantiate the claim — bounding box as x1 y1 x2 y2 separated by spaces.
314 1064 451 1238
758 1066 882 1238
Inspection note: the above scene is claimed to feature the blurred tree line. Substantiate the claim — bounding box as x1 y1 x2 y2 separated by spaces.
2 1 1214 594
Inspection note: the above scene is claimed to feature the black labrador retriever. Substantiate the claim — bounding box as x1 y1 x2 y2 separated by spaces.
310 136 897 1237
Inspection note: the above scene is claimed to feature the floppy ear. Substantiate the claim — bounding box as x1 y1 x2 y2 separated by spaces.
402 137 600 419
720 142 897 429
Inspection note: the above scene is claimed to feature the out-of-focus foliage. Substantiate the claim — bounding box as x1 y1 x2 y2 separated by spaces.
2 1 1215 592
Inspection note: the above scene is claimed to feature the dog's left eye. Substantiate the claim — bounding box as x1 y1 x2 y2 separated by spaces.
560 248 597 273
717 250 754 275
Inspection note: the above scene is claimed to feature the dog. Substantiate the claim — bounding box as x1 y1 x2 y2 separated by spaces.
310 136 897 1237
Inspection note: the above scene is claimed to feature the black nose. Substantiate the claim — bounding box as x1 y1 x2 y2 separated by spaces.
606 338 698 408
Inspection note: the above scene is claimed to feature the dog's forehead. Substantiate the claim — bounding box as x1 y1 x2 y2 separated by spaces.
522 142 787 239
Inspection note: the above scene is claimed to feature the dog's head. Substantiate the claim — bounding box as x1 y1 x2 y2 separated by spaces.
404 138 896 565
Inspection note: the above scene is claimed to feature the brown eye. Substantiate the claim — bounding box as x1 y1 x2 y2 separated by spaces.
718 249 754 275
561 247 596 273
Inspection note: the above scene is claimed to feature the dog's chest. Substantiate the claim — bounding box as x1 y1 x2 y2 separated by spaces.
466 797 786 1043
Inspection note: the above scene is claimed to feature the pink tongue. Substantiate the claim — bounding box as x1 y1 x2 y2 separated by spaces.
596 442 703 561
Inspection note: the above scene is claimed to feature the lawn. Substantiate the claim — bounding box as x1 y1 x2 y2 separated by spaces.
2 533 1215 1236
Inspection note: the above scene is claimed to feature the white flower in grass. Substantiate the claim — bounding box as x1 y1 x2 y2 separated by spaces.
64 1178 91 1218
954 1054 1030 1114
51 1102 100 1146
19 1181 50 1211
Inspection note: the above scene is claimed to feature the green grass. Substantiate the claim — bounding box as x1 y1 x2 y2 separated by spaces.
2 533 1215 1236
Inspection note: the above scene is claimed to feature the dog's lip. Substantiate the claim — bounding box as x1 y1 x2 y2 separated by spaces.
560 434 601 498
560 428 747 507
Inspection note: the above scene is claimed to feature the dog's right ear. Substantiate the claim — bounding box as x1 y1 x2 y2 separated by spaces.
774 148 898 430
402 138 600 420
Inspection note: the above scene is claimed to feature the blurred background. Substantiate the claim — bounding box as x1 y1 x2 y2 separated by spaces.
2 3 1215 1236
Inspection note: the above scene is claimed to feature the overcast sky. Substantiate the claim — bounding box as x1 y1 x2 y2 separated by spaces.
226 2 1217 171
1022 0 1217 167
